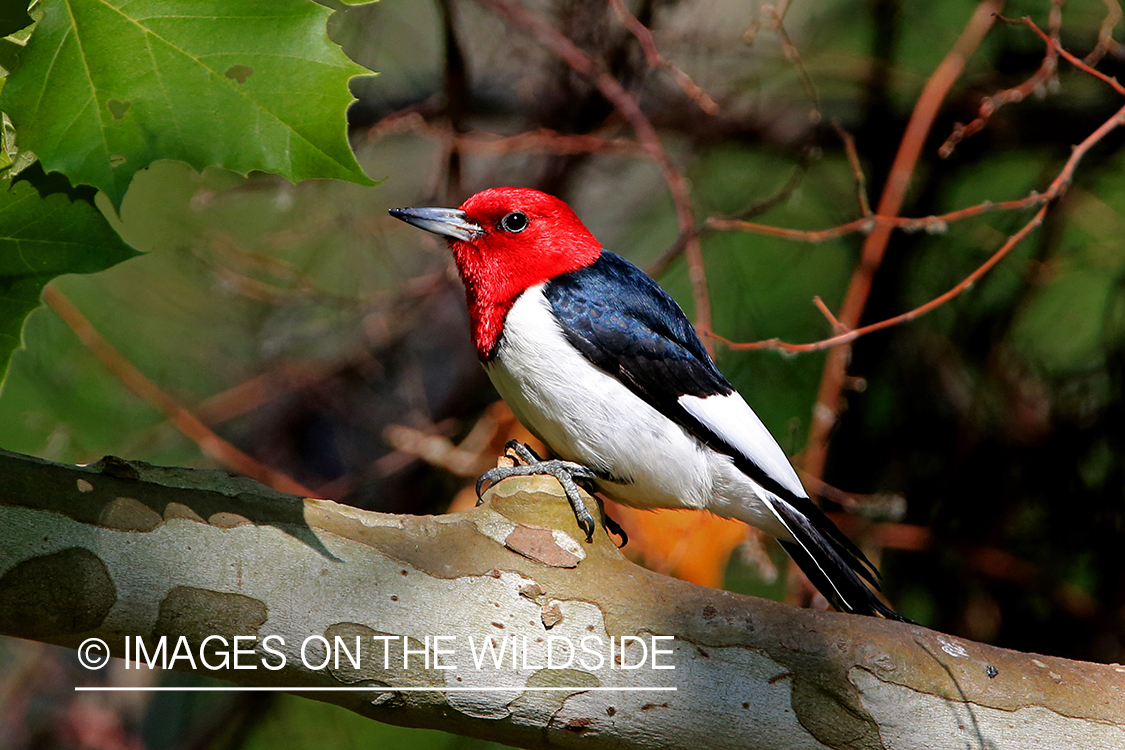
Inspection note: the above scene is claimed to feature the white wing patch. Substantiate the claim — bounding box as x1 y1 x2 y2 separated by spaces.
678 392 808 499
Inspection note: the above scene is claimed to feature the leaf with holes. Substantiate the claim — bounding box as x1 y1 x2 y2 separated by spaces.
0 179 138 377
0 0 373 207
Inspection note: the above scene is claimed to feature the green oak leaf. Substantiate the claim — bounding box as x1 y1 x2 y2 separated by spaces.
0 179 138 377
0 0 374 208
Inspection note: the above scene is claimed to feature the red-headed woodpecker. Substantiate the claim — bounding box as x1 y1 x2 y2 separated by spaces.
390 187 904 620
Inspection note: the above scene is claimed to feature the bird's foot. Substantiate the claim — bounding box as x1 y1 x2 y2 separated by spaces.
476 440 601 542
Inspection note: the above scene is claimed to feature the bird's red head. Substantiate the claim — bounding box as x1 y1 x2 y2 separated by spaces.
391 187 602 359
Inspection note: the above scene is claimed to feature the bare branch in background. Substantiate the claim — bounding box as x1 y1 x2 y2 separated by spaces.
42 285 316 497
800 0 1001 483
608 0 720 114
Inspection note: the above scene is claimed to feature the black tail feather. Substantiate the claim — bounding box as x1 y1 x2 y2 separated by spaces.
770 499 911 622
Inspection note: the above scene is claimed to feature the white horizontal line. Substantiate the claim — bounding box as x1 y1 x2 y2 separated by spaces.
75 686 677 693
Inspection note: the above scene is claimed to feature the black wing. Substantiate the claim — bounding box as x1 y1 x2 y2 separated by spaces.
544 251 804 501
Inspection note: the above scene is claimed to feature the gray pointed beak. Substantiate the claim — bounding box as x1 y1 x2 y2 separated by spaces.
388 206 482 242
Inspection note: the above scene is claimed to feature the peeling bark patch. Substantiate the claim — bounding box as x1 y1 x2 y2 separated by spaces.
99 497 163 531
787 669 883 750
702 604 717 620
641 702 668 710
163 503 206 524
504 526 581 568
318 501 403 529
76 479 94 492
325 623 443 690
0 548 116 637
519 582 544 600
154 587 267 643
208 512 252 528
564 717 593 733
541 602 563 629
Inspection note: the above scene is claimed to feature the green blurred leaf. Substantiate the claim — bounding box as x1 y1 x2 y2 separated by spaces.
0 178 137 377
0 0 374 207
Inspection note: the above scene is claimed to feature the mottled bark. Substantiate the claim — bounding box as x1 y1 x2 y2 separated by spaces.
1 448 1122 749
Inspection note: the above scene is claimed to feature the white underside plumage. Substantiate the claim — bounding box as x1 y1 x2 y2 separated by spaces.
485 285 805 542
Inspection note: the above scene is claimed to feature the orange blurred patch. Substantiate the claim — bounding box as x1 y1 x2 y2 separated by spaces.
606 502 749 588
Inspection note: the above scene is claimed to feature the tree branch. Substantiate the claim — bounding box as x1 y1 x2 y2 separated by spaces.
1 449 1124 748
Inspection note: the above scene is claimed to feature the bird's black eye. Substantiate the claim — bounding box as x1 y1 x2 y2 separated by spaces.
500 211 529 233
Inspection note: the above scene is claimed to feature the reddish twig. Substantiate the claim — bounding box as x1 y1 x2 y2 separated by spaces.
944 6 1125 156
707 215 874 243
608 0 719 115
194 362 326 426
712 98 1125 355
709 203 1048 354
812 296 846 333
473 0 712 346
707 8 1125 372
707 189 1052 241
1020 15 1125 95
800 0 1003 483
1085 0 1123 66
43 285 317 497
835 122 873 217
941 2 1064 158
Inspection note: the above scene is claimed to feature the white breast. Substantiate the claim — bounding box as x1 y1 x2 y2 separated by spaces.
484 286 708 509
484 286 790 538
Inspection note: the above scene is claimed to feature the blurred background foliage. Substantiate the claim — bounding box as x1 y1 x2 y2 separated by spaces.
2 0 1125 747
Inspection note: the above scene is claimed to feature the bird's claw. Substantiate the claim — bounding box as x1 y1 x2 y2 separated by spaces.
475 453 600 542
503 439 543 464
475 441 551 504
603 512 628 548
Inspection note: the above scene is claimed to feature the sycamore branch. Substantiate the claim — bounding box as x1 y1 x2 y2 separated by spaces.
1 448 1123 749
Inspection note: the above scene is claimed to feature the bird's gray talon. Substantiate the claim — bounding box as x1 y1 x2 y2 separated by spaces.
504 440 542 465
475 472 492 500
553 469 597 542
473 456 601 541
